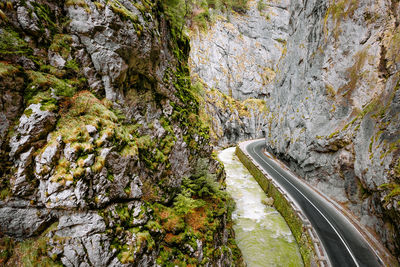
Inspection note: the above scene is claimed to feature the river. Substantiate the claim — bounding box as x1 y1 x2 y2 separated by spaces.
218 147 303 267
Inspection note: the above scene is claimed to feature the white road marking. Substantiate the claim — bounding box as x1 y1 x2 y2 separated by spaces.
249 143 360 267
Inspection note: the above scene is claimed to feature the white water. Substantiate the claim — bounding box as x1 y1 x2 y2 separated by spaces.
218 147 303 267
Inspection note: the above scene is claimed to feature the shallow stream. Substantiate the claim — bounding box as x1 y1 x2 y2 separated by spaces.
218 147 303 267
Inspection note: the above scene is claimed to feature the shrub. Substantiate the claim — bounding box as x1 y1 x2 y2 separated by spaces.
257 0 266 12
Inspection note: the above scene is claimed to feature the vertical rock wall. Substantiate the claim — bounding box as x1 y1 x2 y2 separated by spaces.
189 0 290 147
190 0 400 260
0 0 242 265
190 0 290 100
266 0 400 259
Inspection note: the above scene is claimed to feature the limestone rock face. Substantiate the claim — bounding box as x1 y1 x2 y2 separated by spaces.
0 0 242 265
190 0 400 260
202 88 269 147
9 103 57 158
0 205 54 237
189 0 290 100
189 0 289 147
264 0 400 259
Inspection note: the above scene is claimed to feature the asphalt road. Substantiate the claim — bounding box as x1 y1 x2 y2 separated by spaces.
245 140 383 267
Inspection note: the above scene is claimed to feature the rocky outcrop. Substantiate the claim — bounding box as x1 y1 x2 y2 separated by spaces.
190 0 400 261
189 0 288 147
264 0 400 260
0 0 242 265
199 86 268 147
189 0 290 100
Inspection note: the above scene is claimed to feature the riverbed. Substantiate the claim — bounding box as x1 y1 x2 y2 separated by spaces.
218 147 303 267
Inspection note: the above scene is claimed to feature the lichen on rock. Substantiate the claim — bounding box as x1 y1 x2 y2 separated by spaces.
189 0 400 262
0 0 243 265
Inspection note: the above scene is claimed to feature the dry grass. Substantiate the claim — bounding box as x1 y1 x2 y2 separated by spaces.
186 206 207 233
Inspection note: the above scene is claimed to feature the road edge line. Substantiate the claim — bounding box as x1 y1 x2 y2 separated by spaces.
235 140 330 267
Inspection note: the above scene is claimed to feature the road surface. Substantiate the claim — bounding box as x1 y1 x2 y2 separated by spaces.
244 140 383 267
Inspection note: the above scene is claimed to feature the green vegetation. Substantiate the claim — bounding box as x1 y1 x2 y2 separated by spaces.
324 0 359 41
1 223 61 266
162 0 249 32
0 28 33 56
193 82 269 145
380 183 400 205
105 0 148 35
98 159 241 265
30 2 60 36
108 0 138 22
386 27 400 69
0 61 19 77
26 71 76 99
257 0 266 12
338 49 368 96
65 0 89 8
236 146 318 267
49 34 73 59
325 83 336 98
93 1 105 10
0 0 243 264
149 160 239 265
0 187 10 200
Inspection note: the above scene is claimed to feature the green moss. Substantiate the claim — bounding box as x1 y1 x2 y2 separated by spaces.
36 91 139 183
0 28 32 56
31 2 60 36
0 9 8 21
3 223 62 266
145 220 162 232
257 0 266 12
107 0 143 34
139 157 241 265
173 193 205 215
28 90 58 112
328 130 339 139
39 64 65 78
0 187 10 200
380 183 400 204
236 146 315 267
26 71 76 100
49 34 73 58
23 108 33 117
162 0 189 33
94 1 105 10
325 83 336 98
137 135 152 149
65 0 88 8
359 99 379 118
0 236 14 264
386 27 400 68
65 59 79 72
229 0 249 13
0 61 19 77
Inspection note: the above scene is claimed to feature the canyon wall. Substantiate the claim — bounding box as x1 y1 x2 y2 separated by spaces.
0 0 242 265
190 0 400 260
190 0 289 147
266 0 400 259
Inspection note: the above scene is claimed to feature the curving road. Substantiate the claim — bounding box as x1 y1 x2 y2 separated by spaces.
245 140 383 267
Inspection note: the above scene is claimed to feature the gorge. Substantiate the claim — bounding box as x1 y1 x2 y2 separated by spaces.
0 0 399 266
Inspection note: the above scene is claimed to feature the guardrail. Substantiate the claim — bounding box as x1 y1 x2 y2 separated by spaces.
236 141 330 267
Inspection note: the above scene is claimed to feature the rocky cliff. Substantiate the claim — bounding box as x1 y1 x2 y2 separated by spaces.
0 0 242 266
190 0 400 261
189 0 289 147
190 0 290 100
266 0 400 259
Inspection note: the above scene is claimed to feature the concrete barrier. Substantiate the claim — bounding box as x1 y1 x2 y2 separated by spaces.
236 142 330 267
